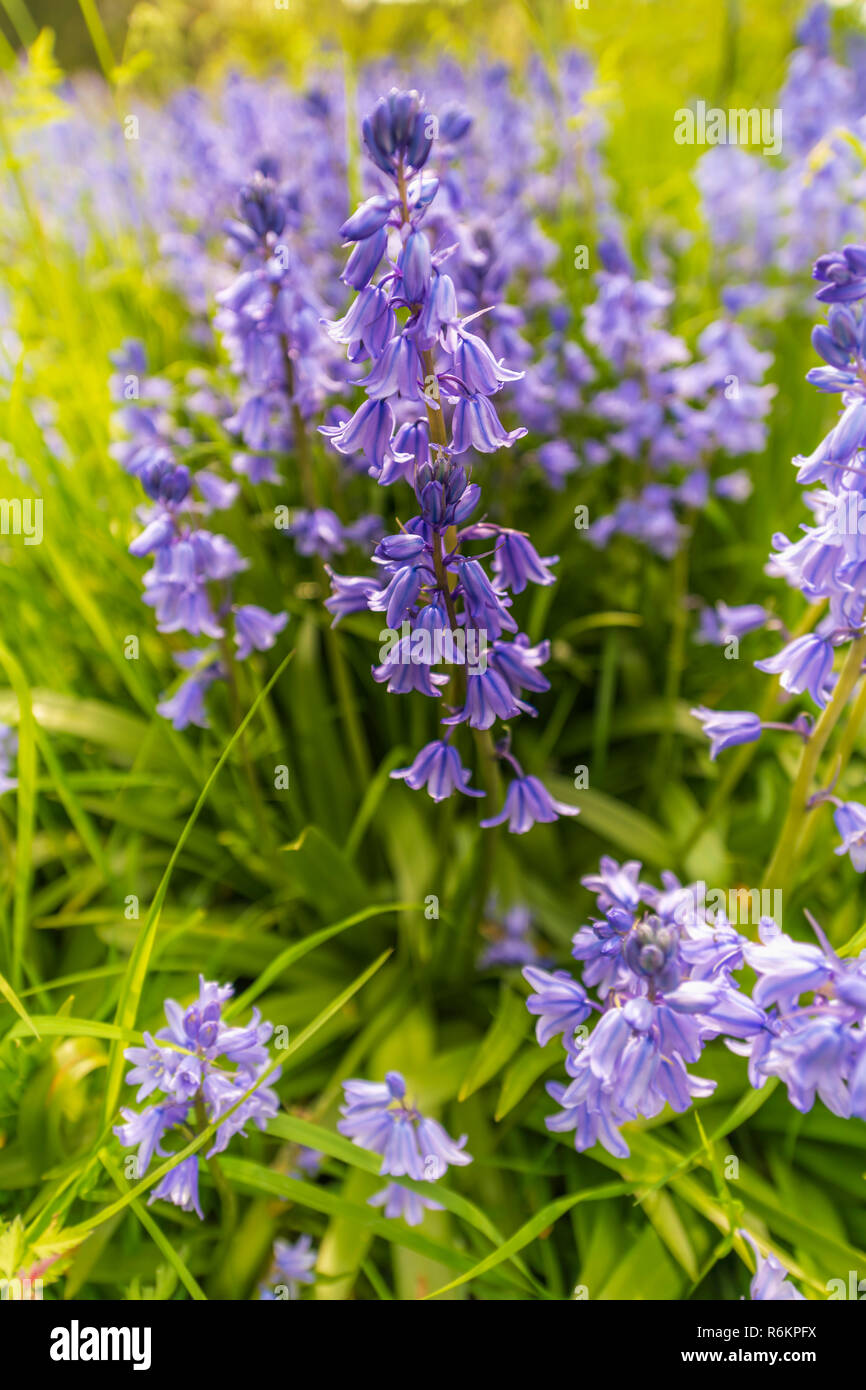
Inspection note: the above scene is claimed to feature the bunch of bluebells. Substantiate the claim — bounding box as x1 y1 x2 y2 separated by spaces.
110 339 287 730
321 88 577 832
114 977 280 1219
692 244 866 870
733 914 866 1123
477 898 546 971
258 1236 318 1300
695 5 866 311
339 1070 471 1226
582 241 774 558
523 858 767 1158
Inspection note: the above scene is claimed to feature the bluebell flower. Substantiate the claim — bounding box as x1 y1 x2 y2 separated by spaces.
478 903 545 970
581 250 774 558
368 1184 443 1226
488 636 551 696
812 244 866 302
339 1070 470 1224
450 394 527 453
693 601 769 646
343 226 389 290
156 652 223 731
362 89 433 177
320 397 398 466
741 917 866 1119
524 967 592 1045
400 229 433 304
580 857 651 914
445 668 525 731
340 194 398 241
113 329 288 728
318 88 569 826
115 1101 189 1176
147 1155 203 1220
490 531 558 595
293 1146 323 1178
536 440 579 488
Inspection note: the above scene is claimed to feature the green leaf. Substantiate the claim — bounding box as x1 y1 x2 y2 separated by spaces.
0 964 40 1038
6 1016 140 1043
281 825 370 920
425 1183 631 1299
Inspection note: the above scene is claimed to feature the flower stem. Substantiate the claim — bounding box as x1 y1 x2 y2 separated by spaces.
762 634 866 894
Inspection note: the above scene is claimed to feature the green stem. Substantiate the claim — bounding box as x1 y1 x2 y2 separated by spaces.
762 635 866 894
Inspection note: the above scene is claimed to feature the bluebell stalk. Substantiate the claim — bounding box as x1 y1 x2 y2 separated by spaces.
114 977 280 1221
321 88 578 832
259 1236 318 1299
695 246 866 892
110 340 287 731
582 239 775 558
